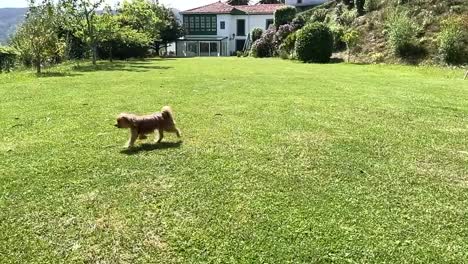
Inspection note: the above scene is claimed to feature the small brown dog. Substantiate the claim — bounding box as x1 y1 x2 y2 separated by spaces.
115 106 181 148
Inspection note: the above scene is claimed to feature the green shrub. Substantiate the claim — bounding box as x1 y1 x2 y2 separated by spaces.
340 9 358 27
251 28 264 43
437 16 467 65
384 9 421 58
278 32 297 58
310 8 328 23
274 6 296 28
355 0 366 15
364 0 380 13
330 25 347 52
295 22 334 63
0 46 18 73
341 29 360 62
250 27 276 58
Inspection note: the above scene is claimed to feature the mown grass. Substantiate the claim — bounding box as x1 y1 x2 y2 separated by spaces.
0 58 467 263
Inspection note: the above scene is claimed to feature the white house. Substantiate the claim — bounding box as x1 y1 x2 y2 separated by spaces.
285 0 327 7
176 2 284 57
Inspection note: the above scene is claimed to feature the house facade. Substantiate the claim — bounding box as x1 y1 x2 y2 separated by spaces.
176 2 284 57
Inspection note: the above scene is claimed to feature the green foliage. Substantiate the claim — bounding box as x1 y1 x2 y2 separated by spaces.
278 32 297 59
60 0 105 65
310 8 328 23
384 9 421 58
339 8 358 27
95 6 119 61
295 22 333 63
342 29 360 62
355 0 366 15
251 28 264 43
0 46 17 72
250 28 276 58
364 0 380 13
11 1 65 73
95 5 152 60
154 5 184 55
274 6 297 28
437 15 467 65
118 0 162 41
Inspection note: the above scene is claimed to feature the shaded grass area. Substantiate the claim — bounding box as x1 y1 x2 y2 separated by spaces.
0 58 467 263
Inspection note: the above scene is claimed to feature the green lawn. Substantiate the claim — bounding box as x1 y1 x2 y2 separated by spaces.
0 58 467 263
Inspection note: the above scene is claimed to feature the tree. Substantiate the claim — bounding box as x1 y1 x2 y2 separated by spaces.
153 5 184 55
95 6 119 62
11 0 65 73
274 6 296 28
341 29 360 62
118 0 162 40
61 0 104 65
226 0 250 5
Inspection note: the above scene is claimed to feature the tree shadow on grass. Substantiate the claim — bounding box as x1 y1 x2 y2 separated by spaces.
73 61 172 73
37 72 83 78
121 141 183 155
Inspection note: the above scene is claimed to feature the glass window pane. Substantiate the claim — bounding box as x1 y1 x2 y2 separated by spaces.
210 42 218 53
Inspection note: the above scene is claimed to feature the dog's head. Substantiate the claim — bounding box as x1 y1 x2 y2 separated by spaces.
115 114 133 129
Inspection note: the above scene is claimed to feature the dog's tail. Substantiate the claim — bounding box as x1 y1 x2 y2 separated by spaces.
161 106 175 123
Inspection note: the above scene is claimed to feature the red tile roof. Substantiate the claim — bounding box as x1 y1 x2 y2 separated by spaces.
236 4 285 14
181 1 284 15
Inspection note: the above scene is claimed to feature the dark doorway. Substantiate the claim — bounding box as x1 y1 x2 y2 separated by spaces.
236 39 246 52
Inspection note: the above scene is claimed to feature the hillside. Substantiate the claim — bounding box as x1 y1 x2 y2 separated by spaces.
300 0 468 64
0 8 27 44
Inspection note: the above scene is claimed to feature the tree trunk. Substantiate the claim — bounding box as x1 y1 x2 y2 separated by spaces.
347 44 350 63
92 42 97 65
84 9 97 65
36 60 41 74
109 46 113 63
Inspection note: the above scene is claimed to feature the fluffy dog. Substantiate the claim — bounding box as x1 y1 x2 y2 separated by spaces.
115 106 181 148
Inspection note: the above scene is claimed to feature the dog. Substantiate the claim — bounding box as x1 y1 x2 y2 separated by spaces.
115 106 181 148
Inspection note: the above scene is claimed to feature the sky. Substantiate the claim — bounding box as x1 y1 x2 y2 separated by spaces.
0 0 217 11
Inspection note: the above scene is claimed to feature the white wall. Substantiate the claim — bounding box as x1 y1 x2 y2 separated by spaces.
285 0 327 6
182 14 275 55
216 14 274 54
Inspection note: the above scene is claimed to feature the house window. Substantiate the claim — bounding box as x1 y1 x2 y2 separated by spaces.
266 19 274 29
237 19 246 36
297 0 302 3
183 15 217 35
220 21 226 30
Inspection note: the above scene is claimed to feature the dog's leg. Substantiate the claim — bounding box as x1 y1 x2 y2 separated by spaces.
139 134 147 140
127 129 138 148
175 128 181 138
156 129 164 143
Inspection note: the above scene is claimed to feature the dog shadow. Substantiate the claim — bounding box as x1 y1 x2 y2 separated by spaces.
121 141 183 155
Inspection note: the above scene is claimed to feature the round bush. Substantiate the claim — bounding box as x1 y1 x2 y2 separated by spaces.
274 6 296 28
438 16 467 65
295 22 333 63
274 24 295 48
250 28 276 58
251 28 263 43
